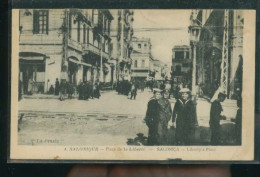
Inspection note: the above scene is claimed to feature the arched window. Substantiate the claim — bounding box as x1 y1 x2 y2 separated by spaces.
138 44 141 49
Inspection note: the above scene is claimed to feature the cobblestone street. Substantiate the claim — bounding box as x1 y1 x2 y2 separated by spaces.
18 89 239 146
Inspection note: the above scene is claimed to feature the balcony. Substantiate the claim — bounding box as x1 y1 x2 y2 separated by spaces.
82 43 100 56
102 51 110 60
68 39 83 51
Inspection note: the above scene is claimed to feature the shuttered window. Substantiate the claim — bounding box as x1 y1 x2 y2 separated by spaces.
33 10 49 34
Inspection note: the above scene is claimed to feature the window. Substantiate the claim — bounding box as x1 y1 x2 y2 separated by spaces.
77 20 81 42
83 24 86 43
33 10 49 34
175 51 184 60
138 44 141 49
144 43 147 49
141 60 145 68
87 28 89 44
134 60 138 68
186 52 189 59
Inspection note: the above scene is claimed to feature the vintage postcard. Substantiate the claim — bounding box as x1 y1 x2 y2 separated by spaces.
10 9 255 161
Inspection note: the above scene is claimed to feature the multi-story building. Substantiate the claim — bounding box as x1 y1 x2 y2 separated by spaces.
110 9 134 82
171 45 192 87
131 37 153 83
19 9 113 94
189 10 243 98
152 59 167 81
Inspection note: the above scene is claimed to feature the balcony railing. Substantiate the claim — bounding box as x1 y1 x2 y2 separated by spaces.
68 39 83 51
82 43 100 55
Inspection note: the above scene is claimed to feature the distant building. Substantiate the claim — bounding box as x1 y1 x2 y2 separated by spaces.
19 9 114 94
131 37 153 83
152 59 167 81
171 45 192 87
110 9 134 82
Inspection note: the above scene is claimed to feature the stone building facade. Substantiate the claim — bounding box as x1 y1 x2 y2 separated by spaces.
19 9 114 94
110 9 134 82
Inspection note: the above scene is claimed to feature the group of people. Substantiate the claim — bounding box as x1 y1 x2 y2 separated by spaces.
77 81 101 100
144 87 241 146
145 88 197 145
49 78 101 101
115 80 138 100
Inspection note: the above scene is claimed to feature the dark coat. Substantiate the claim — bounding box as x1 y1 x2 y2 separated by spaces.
172 99 197 145
210 100 223 128
157 98 172 145
145 98 160 145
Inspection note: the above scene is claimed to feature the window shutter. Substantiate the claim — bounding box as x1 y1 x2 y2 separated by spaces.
33 10 39 34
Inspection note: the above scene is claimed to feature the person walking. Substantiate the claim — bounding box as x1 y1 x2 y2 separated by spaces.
130 83 137 100
172 88 197 145
55 78 60 95
209 92 227 145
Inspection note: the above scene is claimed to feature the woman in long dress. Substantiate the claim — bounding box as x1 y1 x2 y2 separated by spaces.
172 88 197 145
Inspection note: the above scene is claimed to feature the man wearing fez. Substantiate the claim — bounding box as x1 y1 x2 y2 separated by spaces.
172 88 197 145
209 92 227 145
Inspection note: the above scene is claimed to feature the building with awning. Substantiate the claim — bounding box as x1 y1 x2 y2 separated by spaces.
19 9 114 94
19 52 47 94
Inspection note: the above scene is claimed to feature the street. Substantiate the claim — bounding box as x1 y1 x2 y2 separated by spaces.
18 89 239 146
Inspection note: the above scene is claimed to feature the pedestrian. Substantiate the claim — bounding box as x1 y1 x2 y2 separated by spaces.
144 88 162 145
59 80 67 101
130 83 137 100
235 97 242 145
55 78 60 95
157 89 173 145
67 82 74 99
172 88 197 145
78 82 83 100
94 82 101 98
27 77 34 95
209 92 227 145
48 85 55 94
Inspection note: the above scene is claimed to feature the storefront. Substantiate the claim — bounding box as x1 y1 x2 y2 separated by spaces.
19 52 46 94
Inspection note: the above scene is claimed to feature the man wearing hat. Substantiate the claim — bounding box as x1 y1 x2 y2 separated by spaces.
209 92 227 145
172 88 197 145
144 88 162 145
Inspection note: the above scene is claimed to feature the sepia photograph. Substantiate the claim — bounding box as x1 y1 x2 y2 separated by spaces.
10 9 255 161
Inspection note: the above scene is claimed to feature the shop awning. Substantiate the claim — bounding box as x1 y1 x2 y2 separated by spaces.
19 52 46 61
68 58 80 64
81 61 92 67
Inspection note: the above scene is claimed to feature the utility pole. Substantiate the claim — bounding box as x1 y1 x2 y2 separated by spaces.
220 9 229 96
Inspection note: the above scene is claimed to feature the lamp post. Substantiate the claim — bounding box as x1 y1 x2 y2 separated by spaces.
188 17 201 104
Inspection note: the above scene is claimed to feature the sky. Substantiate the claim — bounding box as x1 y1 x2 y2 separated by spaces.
133 10 191 65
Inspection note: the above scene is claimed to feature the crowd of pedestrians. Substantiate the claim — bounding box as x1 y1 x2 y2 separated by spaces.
48 78 101 101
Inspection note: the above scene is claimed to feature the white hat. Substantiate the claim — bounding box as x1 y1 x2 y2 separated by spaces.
153 88 162 93
179 88 191 93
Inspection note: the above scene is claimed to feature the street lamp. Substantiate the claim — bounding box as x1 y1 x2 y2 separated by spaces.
188 20 201 104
